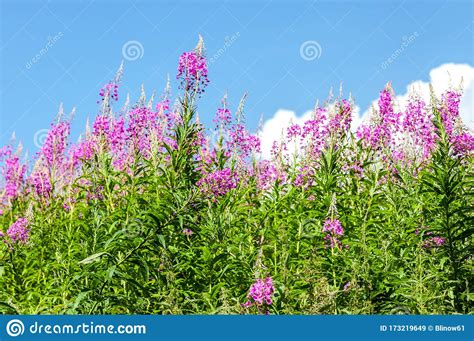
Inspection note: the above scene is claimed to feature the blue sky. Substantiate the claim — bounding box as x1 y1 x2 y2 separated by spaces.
1 0 472 153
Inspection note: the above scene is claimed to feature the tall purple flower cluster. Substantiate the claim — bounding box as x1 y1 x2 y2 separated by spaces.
213 108 232 127
5 217 29 244
322 218 344 249
177 51 209 95
228 124 261 158
286 123 302 140
256 160 286 190
197 168 238 197
293 165 314 189
1 148 26 200
71 140 96 167
93 115 127 153
357 86 400 151
127 107 162 158
41 121 70 168
402 97 437 160
328 99 352 134
108 117 126 153
92 115 111 136
452 133 474 156
156 99 170 114
242 277 275 312
29 170 52 198
301 107 329 158
440 90 461 137
439 90 474 156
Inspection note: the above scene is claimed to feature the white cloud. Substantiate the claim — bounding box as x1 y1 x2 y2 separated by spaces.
259 63 474 157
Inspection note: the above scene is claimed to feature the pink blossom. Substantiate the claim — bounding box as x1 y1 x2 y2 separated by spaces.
256 160 285 190
452 132 474 156
293 166 314 189
71 140 96 167
357 86 400 150
228 124 261 158
328 99 352 134
41 121 70 167
98 82 119 102
197 168 239 197
402 97 437 159
2 150 26 200
29 170 52 198
243 277 275 312
322 218 344 249
7 217 29 244
177 51 209 95
423 236 446 249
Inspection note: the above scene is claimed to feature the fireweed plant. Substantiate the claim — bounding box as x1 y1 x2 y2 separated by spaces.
0 38 472 314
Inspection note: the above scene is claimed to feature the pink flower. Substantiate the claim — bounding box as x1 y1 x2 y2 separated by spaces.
127 107 163 158
243 277 275 312
440 90 461 137
301 107 329 158
322 218 345 249
402 97 437 160
182 228 193 236
7 217 29 244
452 132 474 156
357 86 400 150
177 51 209 95
29 170 52 198
71 140 96 167
156 99 170 113
1 149 26 200
228 124 261 158
213 108 232 127
328 99 352 134
197 168 238 197
323 218 344 236
93 115 127 154
256 160 285 190
41 121 70 168
423 236 446 249
98 82 119 102
286 124 301 140
293 166 314 189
